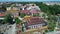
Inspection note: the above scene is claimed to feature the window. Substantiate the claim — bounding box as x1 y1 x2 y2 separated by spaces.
34 25 36 28
31 25 34 29
33 25 36 28
33 26 34 29
37 24 42 28
28 26 31 29
38 25 40 28
35 25 37 28
31 26 32 29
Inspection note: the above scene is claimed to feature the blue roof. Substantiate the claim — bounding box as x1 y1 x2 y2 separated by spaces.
0 0 60 2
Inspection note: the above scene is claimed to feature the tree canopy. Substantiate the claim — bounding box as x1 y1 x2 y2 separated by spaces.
15 17 21 24
4 13 14 24
35 2 60 15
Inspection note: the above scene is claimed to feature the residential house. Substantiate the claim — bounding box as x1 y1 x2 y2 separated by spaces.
0 7 6 24
19 4 27 10
30 9 40 16
19 10 31 16
0 9 6 20
22 17 47 34
0 11 5 24
0 10 6 17
15 4 22 7
6 7 19 17
19 4 41 16
25 17 47 29
18 4 40 11
18 4 43 17
27 4 40 11
19 9 41 17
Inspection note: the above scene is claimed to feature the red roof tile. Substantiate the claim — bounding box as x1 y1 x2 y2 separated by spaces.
19 9 40 14
20 10 30 14
0 12 5 16
30 9 39 14
26 17 43 26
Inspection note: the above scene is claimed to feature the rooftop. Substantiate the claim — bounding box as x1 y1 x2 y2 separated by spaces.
0 10 5 17
20 10 30 14
30 9 39 14
26 17 47 26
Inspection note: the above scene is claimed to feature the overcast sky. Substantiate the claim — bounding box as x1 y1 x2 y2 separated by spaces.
0 0 60 2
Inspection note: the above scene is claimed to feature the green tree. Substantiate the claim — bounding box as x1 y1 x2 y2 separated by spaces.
20 13 25 18
48 22 55 32
15 17 21 24
4 13 14 24
33 14 39 17
42 14 46 19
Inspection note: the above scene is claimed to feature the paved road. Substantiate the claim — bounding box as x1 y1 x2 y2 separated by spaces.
46 31 60 34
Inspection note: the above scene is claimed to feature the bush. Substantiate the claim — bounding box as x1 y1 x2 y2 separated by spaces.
43 32 45 34
45 30 48 33
33 14 39 17
20 13 25 18
15 17 21 24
